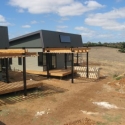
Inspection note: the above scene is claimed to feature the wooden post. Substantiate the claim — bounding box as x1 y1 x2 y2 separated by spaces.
46 53 49 79
77 53 78 66
71 53 74 83
64 53 67 69
23 49 27 96
5 58 9 83
86 52 89 78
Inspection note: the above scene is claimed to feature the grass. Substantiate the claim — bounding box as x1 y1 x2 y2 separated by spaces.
113 74 122 80
102 114 121 124
115 76 122 80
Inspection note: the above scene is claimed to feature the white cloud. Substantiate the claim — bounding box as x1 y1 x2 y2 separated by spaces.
22 25 31 28
84 1 105 9
85 8 125 30
9 0 105 16
0 15 11 26
31 20 38 24
75 26 96 37
57 25 68 29
75 26 114 41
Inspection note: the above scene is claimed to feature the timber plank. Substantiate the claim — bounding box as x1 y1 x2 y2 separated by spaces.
0 80 43 95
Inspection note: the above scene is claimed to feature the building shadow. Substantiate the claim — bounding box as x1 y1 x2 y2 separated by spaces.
0 121 6 125
0 84 68 106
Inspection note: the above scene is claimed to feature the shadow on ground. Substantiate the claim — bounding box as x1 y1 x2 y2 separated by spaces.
0 121 6 125
0 84 68 106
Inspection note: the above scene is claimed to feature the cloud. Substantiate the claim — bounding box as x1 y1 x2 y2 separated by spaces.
85 7 125 30
9 0 105 16
75 26 96 38
31 20 38 24
0 15 11 26
75 26 114 41
22 25 31 28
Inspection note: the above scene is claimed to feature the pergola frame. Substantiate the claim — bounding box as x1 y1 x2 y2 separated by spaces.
43 47 90 83
0 48 38 96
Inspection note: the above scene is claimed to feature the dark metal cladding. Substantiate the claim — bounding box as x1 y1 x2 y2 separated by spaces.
9 30 83 48
0 26 9 49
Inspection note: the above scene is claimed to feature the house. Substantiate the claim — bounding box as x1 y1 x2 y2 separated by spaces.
9 30 83 72
0 26 40 96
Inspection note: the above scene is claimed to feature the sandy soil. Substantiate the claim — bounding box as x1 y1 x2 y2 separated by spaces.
1 47 125 125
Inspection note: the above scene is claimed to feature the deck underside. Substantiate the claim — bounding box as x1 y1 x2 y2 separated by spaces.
26 69 76 77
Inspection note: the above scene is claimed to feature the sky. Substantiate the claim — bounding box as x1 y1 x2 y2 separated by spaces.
0 0 125 43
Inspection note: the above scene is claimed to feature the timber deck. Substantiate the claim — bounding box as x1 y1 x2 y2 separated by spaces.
26 69 76 77
0 80 43 95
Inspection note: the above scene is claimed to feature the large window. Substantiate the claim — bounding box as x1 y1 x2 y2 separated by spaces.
59 35 71 43
18 57 22 65
38 52 46 66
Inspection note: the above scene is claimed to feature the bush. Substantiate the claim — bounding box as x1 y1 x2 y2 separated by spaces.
118 49 125 53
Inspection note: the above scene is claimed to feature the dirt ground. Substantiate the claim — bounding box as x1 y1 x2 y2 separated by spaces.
1 47 125 125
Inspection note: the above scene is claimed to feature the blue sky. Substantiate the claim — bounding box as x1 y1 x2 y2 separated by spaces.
0 0 125 43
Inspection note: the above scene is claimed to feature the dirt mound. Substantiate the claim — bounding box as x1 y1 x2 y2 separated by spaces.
64 118 99 125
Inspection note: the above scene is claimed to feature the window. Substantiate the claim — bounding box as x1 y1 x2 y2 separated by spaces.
18 57 22 65
38 52 46 66
59 35 71 43
38 52 43 66
9 58 12 65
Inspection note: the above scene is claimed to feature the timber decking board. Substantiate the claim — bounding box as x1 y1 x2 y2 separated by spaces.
0 80 43 95
26 69 76 77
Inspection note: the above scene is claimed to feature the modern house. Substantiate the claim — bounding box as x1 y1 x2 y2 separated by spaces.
9 30 84 72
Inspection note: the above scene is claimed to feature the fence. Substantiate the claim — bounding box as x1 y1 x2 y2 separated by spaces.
74 66 100 79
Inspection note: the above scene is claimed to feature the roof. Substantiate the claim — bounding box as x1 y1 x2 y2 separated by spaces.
9 29 83 48
0 49 38 58
9 30 42 42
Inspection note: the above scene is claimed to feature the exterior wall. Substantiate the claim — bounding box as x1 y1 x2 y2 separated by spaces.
10 48 44 72
0 26 9 48
42 30 83 48
10 33 43 48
